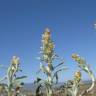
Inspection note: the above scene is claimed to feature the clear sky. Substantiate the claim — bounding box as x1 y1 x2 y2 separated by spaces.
0 0 96 83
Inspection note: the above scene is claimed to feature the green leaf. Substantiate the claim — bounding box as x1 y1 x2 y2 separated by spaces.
55 72 58 84
34 77 42 84
54 61 64 69
36 84 42 96
15 76 27 80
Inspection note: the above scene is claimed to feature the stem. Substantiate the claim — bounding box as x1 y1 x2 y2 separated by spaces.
72 82 78 96
87 73 95 92
7 66 13 96
47 66 53 96
8 88 12 96
79 72 95 96
47 77 53 96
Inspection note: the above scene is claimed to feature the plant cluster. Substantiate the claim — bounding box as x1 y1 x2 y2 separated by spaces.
0 28 95 96
0 56 26 96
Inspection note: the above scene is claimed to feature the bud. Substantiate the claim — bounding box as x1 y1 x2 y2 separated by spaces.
11 56 20 65
72 54 85 64
74 71 81 82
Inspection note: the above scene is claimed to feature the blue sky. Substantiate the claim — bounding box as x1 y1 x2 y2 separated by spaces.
0 0 96 83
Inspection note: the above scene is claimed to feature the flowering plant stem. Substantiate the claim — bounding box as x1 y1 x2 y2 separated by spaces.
0 56 26 96
79 72 95 96
72 54 95 96
35 28 66 96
